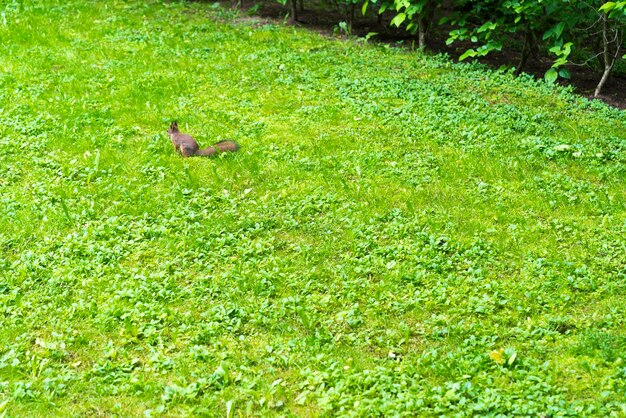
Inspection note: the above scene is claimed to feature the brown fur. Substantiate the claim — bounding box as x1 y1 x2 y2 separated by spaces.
166 121 239 157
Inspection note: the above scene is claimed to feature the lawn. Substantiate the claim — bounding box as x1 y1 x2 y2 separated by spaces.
1 0 626 416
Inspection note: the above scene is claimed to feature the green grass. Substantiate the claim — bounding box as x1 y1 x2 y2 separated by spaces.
1 0 626 416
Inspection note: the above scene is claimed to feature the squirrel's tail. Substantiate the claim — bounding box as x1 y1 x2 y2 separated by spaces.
196 140 240 156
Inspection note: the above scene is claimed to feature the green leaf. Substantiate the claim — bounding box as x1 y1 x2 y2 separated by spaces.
549 45 561 54
554 22 565 38
543 23 565 41
558 68 571 79
507 350 517 366
362 0 368 16
459 49 477 61
562 42 573 56
599 2 616 13
391 13 406 27
545 68 558 83
365 32 378 41
477 21 496 33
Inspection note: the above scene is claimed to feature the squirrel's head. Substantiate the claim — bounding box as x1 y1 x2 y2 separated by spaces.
167 121 179 135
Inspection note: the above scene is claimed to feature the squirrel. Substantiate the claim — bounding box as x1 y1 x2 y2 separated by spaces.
166 121 239 157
